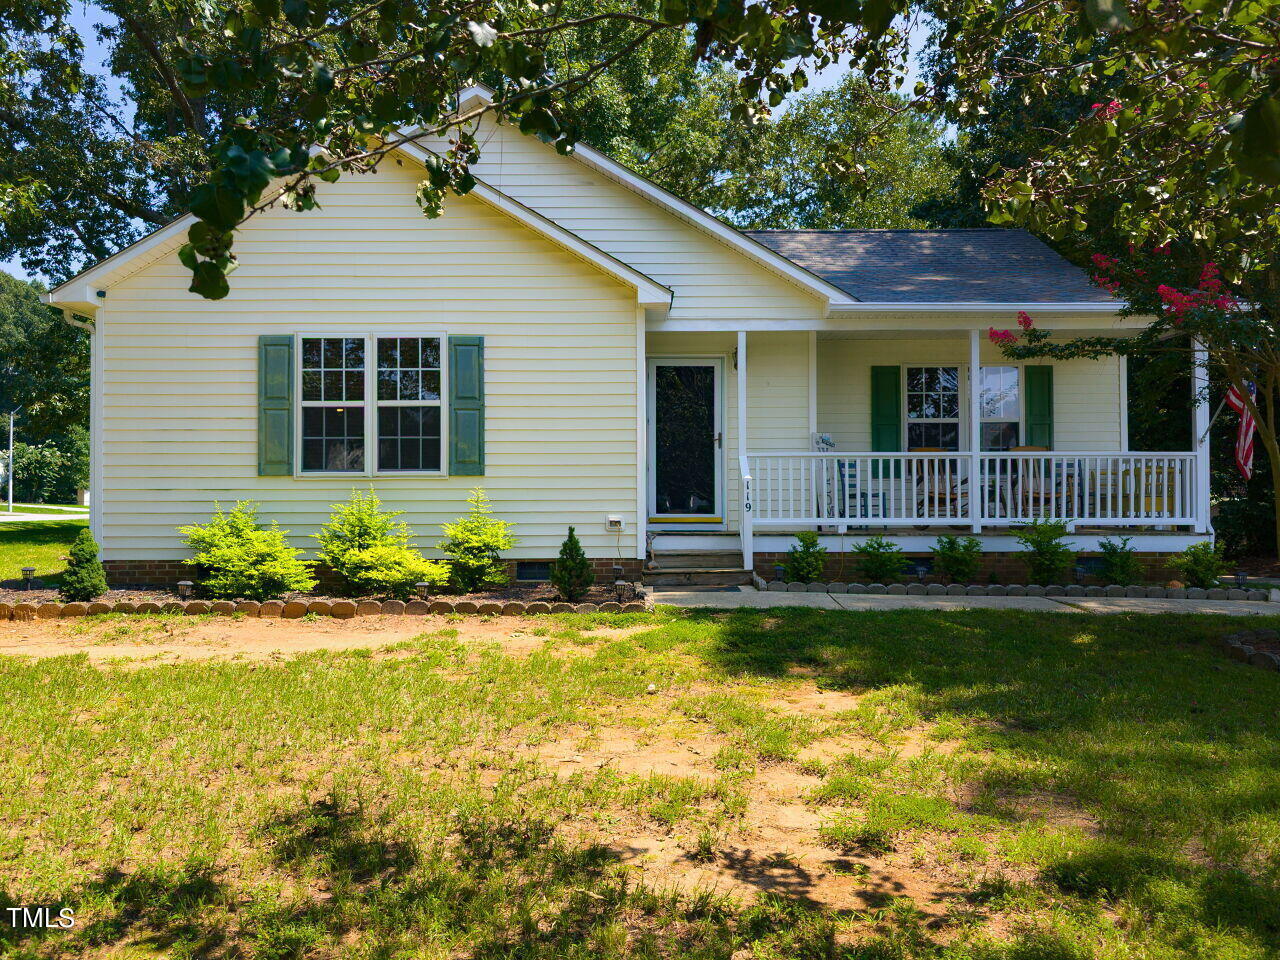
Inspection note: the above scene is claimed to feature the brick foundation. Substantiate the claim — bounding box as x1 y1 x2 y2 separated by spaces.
102 558 643 589
751 552 1179 585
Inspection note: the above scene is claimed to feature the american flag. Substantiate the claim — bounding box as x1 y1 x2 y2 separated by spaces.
1224 380 1257 480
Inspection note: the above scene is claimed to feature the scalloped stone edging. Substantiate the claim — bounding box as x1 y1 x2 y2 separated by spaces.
0 595 650 620
1219 630 1280 671
761 579 1272 601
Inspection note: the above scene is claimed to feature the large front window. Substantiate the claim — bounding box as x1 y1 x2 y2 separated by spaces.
299 334 445 474
906 366 960 450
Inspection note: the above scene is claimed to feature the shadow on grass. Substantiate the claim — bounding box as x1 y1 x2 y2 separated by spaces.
690 606 1280 946
6 793 845 959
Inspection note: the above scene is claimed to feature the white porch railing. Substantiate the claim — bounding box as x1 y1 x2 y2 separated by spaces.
741 451 1200 529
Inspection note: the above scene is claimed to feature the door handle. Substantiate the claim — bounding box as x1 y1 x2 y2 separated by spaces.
714 432 722 448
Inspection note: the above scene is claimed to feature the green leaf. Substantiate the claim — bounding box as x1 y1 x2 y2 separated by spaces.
189 260 230 300
189 181 246 232
1230 94 1280 184
1084 0 1133 31
282 0 308 28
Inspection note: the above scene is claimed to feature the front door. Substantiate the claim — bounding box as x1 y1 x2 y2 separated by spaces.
648 358 723 523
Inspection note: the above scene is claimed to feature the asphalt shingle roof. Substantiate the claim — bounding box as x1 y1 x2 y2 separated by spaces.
743 228 1113 304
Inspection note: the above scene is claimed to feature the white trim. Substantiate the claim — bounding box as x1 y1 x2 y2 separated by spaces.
829 301 1123 314
635 307 647 560
89 312 104 544
1192 340 1211 535
293 332 450 478
48 146 675 313
648 314 1141 333
1119 354 1129 452
646 356 726 525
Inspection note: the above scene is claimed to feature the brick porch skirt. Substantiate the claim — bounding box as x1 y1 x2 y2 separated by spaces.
750 552 1178 585
101 558 644 590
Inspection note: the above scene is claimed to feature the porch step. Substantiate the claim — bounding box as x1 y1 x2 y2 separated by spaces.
644 568 753 587
644 548 750 587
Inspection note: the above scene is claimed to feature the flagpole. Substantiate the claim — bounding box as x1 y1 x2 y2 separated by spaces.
1199 395 1227 446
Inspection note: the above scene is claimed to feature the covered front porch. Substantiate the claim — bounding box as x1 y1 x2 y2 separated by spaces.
643 325 1211 569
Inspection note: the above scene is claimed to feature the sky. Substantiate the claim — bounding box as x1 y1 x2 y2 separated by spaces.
2 11 932 285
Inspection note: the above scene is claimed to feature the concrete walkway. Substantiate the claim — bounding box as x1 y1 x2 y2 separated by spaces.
0 511 87 522
650 586 1276 616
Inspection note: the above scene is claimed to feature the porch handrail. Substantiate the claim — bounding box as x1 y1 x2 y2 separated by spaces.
743 451 1200 529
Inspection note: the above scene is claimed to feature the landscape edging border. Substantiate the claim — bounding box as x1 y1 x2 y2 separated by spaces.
1219 630 1280 671
0 588 652 621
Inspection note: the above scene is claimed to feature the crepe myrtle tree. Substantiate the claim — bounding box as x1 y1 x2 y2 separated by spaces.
988 245 1280 556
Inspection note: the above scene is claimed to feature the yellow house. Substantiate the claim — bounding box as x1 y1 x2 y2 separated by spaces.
46 86 1210 586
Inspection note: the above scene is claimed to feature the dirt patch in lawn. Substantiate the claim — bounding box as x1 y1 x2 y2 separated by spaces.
0 614 646 662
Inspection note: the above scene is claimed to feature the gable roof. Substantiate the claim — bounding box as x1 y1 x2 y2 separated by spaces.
45 152 673 315
744 229 1114 305
452 86 857 308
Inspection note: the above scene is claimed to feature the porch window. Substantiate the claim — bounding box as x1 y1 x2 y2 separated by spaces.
299 334 445 474
905 366 960 450
979 365 1021 451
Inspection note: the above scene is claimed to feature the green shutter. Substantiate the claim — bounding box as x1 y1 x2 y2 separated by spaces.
1025 365 1054 448
870 366 902 451
449 335 485 475
258 335 293 476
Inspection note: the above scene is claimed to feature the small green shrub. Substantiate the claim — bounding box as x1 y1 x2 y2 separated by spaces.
550 526 594 601
782 531 827 583
440 488 518 592
1014 519 1075 585
931 535 982 584
58 528 107 601
1098 536 1143 586
855 535 910 583
1168 540 1228 589
179 502 316 600
316 490 449 599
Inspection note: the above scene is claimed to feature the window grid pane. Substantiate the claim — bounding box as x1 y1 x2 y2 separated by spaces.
302 406 365 472
376 336 443 471
302 337 365 402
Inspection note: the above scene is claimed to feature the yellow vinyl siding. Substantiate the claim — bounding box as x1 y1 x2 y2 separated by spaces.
98 160 640 561
817 338 1123 451
426 121 827 323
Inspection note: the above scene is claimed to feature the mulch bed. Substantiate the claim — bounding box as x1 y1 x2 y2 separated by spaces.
0 581 633 607
0 580 648 622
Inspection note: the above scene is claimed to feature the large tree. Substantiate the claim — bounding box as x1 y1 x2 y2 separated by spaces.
0 271 89 441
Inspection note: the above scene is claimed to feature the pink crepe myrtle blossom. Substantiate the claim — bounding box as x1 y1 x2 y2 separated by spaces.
1091 100 1121 119
1017 311 1034 330
988 327 1017 345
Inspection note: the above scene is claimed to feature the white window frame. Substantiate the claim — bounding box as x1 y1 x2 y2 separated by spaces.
902 363 963 451
977 364 1025 452
294 332 449 478
899 362 1030 452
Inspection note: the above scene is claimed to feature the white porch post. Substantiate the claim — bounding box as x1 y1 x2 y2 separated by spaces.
1192 339 1211 534
968 328 982 533
738 330 753 571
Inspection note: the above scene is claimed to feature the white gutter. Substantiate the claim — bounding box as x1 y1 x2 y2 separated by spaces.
827 301 1125 314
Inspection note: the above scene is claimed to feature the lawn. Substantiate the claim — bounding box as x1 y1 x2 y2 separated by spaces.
0 505 88 515
0 518 87 582
0 608 1277 959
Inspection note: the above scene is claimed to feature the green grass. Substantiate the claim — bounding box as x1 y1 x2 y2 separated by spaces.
0 518 87 582
1 608 1278 959
0 504 88 515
